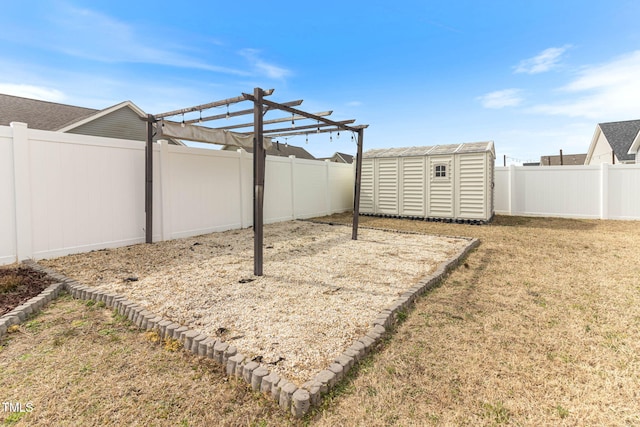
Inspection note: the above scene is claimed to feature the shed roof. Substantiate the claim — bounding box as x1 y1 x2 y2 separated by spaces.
363 141 494 158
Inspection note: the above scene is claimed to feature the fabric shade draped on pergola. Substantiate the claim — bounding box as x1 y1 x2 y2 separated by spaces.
159 119 272 149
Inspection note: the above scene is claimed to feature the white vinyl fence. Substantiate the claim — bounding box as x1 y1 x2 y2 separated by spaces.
495 164 640 220
0 123 354 265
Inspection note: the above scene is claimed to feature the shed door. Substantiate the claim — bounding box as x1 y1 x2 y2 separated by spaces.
376 158 399 215
401 157 425 216
457 153 486 219
427 156 454 218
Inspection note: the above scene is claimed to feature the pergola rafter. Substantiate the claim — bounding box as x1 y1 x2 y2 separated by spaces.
144 87 367 276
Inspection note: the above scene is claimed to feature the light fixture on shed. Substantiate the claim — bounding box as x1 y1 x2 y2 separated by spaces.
225 104 230 119
181 113 185 128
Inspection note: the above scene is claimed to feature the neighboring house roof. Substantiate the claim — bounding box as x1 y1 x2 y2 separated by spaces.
586 119 640 163
0 93 97 130
222 143 316 160
0 93 183 145
539 153 587 166
319 152 354 163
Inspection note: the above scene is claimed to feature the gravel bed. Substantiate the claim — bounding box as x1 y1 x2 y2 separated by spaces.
41 221 469 384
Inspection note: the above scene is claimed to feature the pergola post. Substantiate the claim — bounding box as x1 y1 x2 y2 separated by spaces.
145 114 154 244
352 129 364 240
252 88 266 276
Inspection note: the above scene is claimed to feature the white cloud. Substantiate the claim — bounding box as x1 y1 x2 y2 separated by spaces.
43 6 249 76
514 45 571 74
0 84 66 102
477 89 523 109
239 49 291 80
530 50 640 119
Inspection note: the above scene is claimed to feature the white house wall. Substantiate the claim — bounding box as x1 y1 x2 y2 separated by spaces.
589 129 616 165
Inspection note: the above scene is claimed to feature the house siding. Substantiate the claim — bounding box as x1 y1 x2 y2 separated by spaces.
66 107 149 141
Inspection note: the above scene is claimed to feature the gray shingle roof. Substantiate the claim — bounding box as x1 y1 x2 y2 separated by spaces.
223 143 316 160
599 119 640 162
0 93 98 130
539 153 587 166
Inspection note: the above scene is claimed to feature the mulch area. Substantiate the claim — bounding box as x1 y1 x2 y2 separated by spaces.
0 266 54 316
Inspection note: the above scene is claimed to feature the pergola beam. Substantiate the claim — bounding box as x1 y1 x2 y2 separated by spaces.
259 120 356 136
155 89 274 119
243 93 365 133
216 110 333 131
184 100 304 125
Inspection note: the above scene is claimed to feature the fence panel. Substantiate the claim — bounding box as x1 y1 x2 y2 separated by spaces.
27 130 146 259
163 145 243 239
495 164 640 220
264 156 295 224
606 165 640 220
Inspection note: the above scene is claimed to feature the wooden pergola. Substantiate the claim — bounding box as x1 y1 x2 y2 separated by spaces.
144 87 368 276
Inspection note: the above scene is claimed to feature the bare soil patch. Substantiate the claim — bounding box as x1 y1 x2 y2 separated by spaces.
0 266 53 316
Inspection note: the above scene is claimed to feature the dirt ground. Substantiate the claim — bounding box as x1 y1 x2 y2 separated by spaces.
1 214 639 426
0 266 53 316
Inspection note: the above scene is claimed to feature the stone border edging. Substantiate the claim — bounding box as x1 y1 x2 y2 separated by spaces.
0 236 479 418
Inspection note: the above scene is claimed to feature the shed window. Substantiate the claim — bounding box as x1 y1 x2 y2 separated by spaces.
435 164 447 178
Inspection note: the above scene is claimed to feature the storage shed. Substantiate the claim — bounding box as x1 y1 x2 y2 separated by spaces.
359 141 495 222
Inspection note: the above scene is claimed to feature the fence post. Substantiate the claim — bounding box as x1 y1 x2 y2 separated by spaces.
238 149 249 228
289 155 296 219
508 164 516 216
325 160 331 216
600 163 609 220
11 122 33 261
159 140 170 241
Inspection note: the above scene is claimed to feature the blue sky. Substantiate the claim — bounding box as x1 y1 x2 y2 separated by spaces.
2 1 640 163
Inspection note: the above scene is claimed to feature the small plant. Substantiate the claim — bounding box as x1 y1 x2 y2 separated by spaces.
145 330 161 343
163 337 183 352
3 411 27 424
96 301 106 308
483 401 511 425
0 273 22 293
24 320 42 332
7 325 20 334
556 404 569 418
396 309 408 323
85 300 96 307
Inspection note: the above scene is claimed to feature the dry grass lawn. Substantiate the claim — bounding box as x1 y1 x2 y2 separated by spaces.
1 214 639 426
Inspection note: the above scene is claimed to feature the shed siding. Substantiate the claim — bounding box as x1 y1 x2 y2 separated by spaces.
376 158 398 214
360 142 494 221
360 159 375 212
458 153 486 219
400 157 425 216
